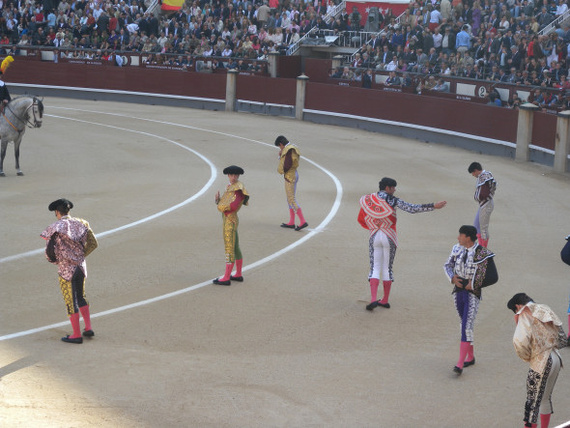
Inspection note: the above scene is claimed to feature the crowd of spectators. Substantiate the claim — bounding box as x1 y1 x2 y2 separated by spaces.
4 0 570 106
0 0 344 70
326 0 570 108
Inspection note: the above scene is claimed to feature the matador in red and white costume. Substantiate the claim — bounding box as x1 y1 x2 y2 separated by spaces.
358 177 446 311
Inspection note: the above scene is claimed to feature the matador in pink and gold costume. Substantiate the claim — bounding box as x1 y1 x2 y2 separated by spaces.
213 165 250 286
41 198 98 344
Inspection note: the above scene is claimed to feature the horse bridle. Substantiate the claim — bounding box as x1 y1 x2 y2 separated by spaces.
4 97 43 132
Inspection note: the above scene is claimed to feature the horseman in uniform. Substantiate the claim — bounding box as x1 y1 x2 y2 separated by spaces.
0 56 14 114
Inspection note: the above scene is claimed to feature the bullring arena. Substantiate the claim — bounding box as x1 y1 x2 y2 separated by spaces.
1 97 569 427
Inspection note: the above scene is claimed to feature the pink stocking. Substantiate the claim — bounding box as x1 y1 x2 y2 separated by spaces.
234 259 243 277
540 413 551 428
219 263 234 281
296 207 306 225
79 305 92 331
69 313 81 339
456 341 471 369
287 208 295 226
369 278 379 302
466 343 474 362
380 281 392 304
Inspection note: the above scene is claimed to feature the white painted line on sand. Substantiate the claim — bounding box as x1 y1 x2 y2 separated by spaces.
0 108 343 341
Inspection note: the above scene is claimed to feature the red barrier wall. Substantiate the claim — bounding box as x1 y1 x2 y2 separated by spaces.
277 56 302 79
305 82 518 142
305 58 333 82
236 75 296 105
11 60 227 100
10 56 540 148
532 111 557 151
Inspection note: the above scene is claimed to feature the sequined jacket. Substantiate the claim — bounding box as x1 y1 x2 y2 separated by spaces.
40 215 98 280
513 303 564 373
277 143 300 183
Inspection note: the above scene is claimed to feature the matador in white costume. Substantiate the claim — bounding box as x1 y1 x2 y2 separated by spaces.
508 293 565 428
468 162 496 248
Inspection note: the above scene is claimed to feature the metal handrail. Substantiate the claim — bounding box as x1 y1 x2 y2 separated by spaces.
288 3 408 59
12 45 269 70
286 0 346 55
343 7 425 65
286 27 318 56
538 8 570 35
145 0 161 18
324 0 347 24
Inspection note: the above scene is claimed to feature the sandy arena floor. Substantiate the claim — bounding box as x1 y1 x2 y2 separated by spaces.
1 98 569 428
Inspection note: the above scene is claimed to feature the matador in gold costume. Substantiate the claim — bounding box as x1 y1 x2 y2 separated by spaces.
275 135 308 231
213 165 250 286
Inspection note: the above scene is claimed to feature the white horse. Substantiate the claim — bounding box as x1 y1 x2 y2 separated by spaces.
0 95 44 176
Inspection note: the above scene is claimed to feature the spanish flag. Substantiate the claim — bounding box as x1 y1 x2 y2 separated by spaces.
161 0 184 11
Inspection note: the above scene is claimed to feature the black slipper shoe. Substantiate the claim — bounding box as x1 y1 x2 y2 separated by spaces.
280 223 295 228
295 222 308 231
366 301 379 311
61 335 83 344
230 276 244 282
213 278 231 285
83 330 95 337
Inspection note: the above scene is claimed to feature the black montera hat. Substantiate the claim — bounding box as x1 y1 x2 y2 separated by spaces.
223 165 244 175
274 135 289 146
48 198 74 212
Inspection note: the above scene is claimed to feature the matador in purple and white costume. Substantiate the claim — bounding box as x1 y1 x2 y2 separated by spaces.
358 177 446 311
444 225 495 375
